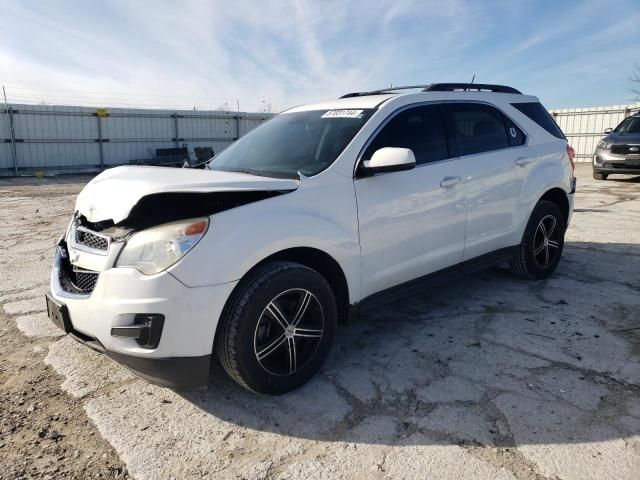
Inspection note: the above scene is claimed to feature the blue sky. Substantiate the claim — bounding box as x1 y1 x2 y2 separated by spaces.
1 0 639 111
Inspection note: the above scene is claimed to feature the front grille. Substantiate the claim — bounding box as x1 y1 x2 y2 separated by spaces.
75 227 109 251
58 247 100 295
73 270 99 292
611 145 629 155
611 163 640 170
59 267 99 294
610 144 640 155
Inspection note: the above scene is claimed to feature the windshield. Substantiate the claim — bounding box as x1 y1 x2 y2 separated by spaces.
209 109 374 178
614 116 640 134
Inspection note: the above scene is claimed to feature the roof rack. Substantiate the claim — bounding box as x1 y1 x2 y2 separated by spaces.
424 83 521 94
339 83 521 98
340 85 432 98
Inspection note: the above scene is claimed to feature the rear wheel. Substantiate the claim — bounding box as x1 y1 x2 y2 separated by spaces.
216 261 337 394
510 200 566 280
593 171 608 180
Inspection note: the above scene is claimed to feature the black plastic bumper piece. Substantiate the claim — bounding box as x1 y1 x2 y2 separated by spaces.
69 328 211 387
46 295 210 387
110 314 165 349
594 167 640 175
106 350 211 388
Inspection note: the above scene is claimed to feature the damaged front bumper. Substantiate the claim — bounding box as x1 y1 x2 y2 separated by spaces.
47 240 238 388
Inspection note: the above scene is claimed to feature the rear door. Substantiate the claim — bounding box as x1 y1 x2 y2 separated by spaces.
355 104 466 298
441 102 527 260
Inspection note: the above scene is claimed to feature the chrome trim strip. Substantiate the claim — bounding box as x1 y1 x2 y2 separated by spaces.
70 224 111 256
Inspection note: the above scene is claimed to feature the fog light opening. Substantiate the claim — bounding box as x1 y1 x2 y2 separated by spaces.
110 314 165 349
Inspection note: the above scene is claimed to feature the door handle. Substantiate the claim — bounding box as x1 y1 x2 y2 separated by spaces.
440 176 462 188
515 156 533 166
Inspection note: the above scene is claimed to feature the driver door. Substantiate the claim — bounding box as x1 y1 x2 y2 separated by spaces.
355 104 467 298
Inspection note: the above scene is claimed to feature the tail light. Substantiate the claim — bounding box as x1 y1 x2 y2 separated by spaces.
566 144 576 172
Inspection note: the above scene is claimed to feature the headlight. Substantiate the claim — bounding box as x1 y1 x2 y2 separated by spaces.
116 217 209 275
597 140 611 150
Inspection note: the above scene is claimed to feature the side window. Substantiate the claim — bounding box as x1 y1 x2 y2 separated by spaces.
511 102 565 139
363 105 449 165
443 103 510 156
502 114 526 147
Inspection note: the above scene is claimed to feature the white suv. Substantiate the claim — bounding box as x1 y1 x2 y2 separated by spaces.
46 83 576 394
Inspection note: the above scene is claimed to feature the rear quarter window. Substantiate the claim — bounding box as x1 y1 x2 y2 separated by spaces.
502 114 526 147
511 102 565 139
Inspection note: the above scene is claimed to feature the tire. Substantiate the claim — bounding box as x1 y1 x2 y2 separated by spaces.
510 200 566 280
215 261 337 394
593 171 608 180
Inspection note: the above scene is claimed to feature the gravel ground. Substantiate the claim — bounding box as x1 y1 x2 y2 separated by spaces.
0 165 639 480
0 177 129 479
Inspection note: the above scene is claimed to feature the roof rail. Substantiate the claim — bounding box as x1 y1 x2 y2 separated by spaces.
340 85 432 98
423 83 522 94
340 83 522 99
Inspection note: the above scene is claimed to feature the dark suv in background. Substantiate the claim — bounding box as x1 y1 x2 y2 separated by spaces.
593 112 640 180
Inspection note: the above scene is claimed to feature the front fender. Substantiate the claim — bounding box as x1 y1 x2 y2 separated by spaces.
169 174 362 301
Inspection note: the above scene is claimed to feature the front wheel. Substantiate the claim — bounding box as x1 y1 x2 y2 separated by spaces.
216 261 337 394
593 171 608 180
510 200 566 280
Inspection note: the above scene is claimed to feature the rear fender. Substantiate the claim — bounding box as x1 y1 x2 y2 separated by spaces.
516 147 572 239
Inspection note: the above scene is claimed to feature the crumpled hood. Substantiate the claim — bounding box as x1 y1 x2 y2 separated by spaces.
76 166 299 223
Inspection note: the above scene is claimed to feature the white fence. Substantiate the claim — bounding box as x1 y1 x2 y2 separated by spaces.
550 103 640 162
0 104 272 176
3 100 640 175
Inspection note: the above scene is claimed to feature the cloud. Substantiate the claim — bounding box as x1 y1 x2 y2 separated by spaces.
1 0 485 109
0 0 638 111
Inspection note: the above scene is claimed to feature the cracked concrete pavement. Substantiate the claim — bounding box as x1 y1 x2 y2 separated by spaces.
1 164 639 479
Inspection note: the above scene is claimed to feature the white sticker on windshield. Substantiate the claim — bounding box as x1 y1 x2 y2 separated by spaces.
321 109 364 119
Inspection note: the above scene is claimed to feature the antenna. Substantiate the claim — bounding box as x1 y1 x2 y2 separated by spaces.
469 74 476 91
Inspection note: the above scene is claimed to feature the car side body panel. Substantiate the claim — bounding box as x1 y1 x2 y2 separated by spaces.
514 141 573 239
168 170 363 302
457 147 524 261
355 159 467 298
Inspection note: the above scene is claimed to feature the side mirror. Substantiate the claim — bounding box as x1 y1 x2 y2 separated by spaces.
604 128 613 134
362 147 416 174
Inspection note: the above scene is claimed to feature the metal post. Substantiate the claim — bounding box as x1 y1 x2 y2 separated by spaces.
173 113 179 147
3 86 18 176
96 114 104 170
236 99 241 140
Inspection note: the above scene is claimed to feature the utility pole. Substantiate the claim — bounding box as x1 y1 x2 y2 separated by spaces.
3 86 18 176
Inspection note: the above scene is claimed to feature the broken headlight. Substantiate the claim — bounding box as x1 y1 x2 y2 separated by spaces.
116 218 209 275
